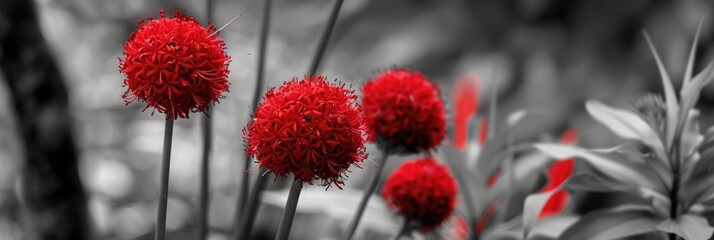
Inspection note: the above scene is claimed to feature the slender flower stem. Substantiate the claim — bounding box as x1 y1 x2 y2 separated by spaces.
156 116 175 240
234 168 269 239
206 0 214 23
198 108 213 240
233 0 272 236
235 0 342 237
198 1 215 238
668 137 682 240
275 180 303 240
495 134 516 229
307 0 344 76
388 218 409 240
236 155 250 224
341 149 390 240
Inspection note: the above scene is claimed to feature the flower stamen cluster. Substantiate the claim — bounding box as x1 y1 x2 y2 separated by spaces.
244 76 367 188
362 69 446 153
120 11 230 119
382 158 458 231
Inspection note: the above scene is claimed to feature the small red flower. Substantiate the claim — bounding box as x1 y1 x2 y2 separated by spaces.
362 69 446 153
541 159 575 192
243 76 367 188
538 190 570 219
538 129 578 219
120 11 230 119
452 74 480 150
382 158 458 232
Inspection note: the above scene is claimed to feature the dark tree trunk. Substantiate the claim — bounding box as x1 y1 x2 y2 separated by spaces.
0 1 89 240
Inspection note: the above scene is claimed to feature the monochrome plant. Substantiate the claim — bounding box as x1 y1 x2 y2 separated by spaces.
529 21 714 240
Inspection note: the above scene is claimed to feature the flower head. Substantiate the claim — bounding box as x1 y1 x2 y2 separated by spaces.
243 76 367 188
362 69 446 153
382 158 458 232
120 11 230 119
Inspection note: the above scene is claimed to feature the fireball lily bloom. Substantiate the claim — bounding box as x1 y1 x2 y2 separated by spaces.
244 76 367 240
119 10 230 240
383 158 458 239
342 68 447 240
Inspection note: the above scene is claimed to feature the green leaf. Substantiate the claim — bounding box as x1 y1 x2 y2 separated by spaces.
482 217 523 240
474 140 500 184
566 172 634 193
683 18 705 85
566 172 670 217
475 111 533 185
534 144 665 193
644 31 679 150
486 151 550 221
487 75 499 140
656 214 714 240
681 171 714 210
585 100 669 170
678 63 714 136
591 144 672 191
523 188 561 238
527 215 578 240
680 110 703 164
439 145 485 224
682 123 714 209
558 209 661 240
678 19 713 145
506 110 528 127
513 152 551 182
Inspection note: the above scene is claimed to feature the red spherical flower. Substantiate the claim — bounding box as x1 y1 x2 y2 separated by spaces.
382 158 458 232
243 76 367 188
362 69 446 153
119 11 230 119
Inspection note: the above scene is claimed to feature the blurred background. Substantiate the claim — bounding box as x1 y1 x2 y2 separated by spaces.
1 0 714 239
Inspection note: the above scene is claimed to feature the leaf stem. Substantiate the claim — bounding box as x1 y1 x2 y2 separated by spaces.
155 116 174 240
668 131 682 240
341 149 390 240
275 180 303 240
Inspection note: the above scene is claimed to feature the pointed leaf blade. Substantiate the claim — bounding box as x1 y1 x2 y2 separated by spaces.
656 214 714 240
527 215 578 240
585 100 668 168
534 143 663 192
559 209 661 240
523 188 560 237
683 18 706 85
644 31 679 149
